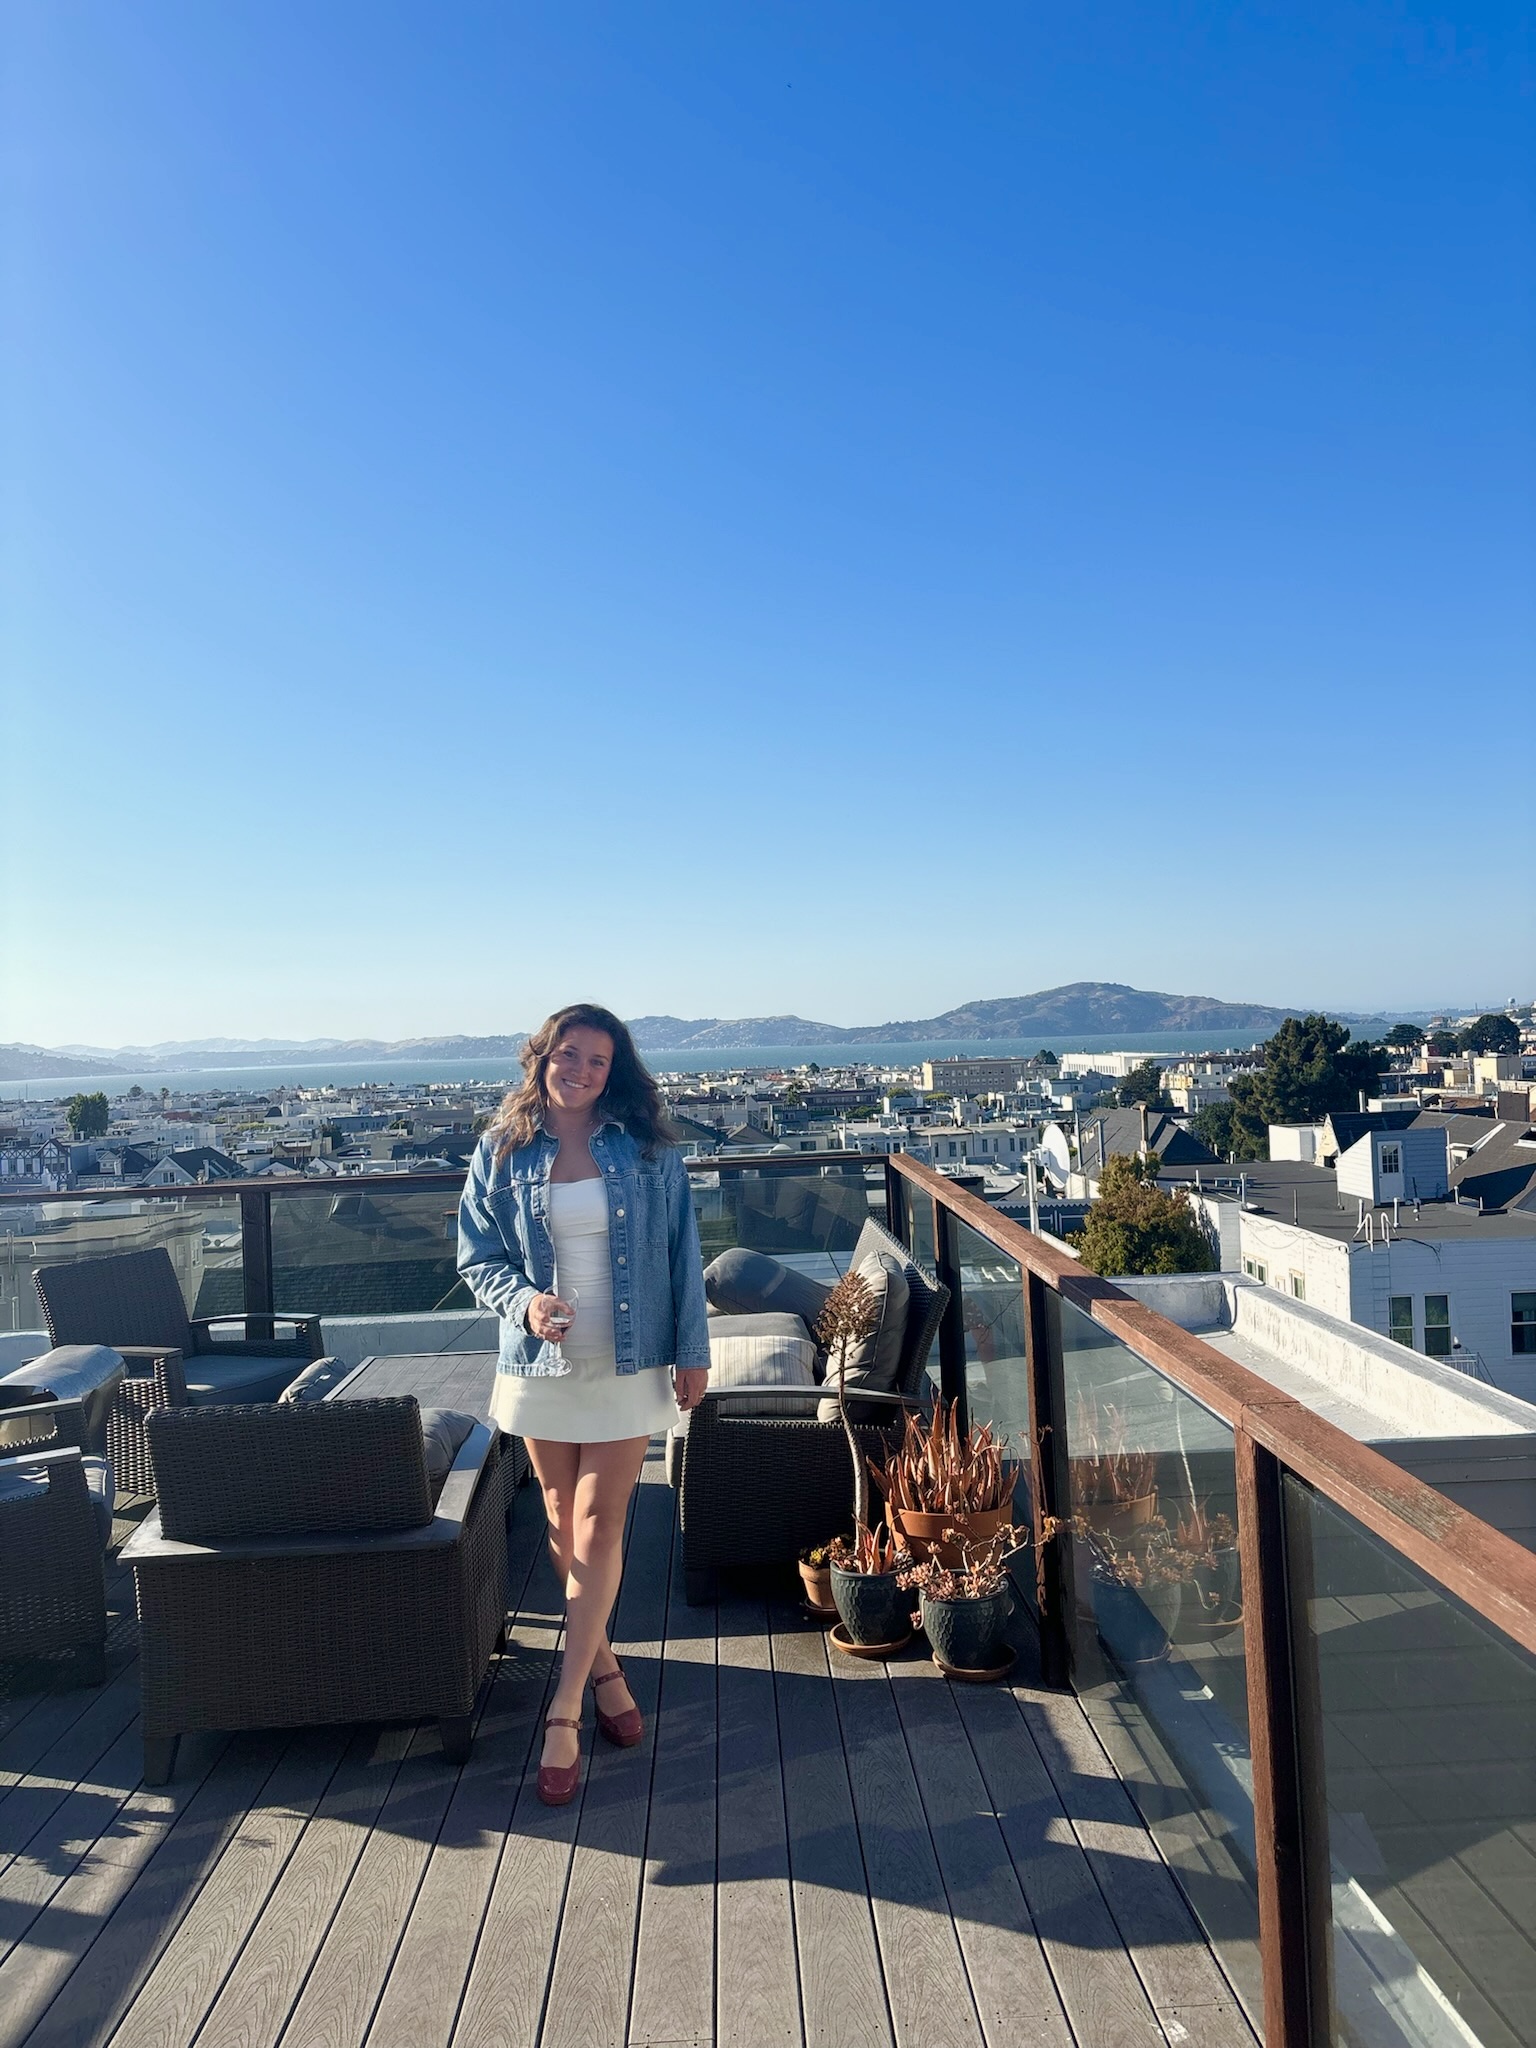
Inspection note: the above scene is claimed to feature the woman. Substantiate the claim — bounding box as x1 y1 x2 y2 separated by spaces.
457 1003 710 1804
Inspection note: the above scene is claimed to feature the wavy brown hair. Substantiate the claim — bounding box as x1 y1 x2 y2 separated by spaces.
486 1003 677 1159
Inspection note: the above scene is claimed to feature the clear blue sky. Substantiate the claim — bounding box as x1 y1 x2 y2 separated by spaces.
3 2 1531 1046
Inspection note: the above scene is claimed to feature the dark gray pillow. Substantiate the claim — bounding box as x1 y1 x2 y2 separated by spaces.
815 1250 910 1424
703 1247 832 1327
419 1409 480 1497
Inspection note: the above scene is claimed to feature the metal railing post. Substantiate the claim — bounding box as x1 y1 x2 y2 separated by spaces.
239 1189 275 1340
1024 1271 1071 1688
1235 1429 1330 2048
932 1202 968 1429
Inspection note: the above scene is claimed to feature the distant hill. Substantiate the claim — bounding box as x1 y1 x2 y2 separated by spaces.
0 1044 127 1082
629 983 1330 1050
8 986 1414 1082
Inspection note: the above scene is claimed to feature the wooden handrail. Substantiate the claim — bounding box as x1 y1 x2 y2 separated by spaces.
887 1151 1536 1658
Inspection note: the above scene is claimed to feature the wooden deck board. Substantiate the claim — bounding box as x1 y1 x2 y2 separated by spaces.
627 1497 716 2048
714 1594 799 2048
0 1440 1275 2048
827 1644 983 2048
539 1455 674 2048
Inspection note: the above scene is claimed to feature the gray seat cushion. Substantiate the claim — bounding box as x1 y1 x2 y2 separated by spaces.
184 1355 306 1406
83 1456 115 1547
703 1247 832 1328
278 1358 354 1404
419 1409 480 1497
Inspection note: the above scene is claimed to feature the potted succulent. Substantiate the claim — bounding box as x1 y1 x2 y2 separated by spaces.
875 1403 1016 1566
898 1526 1026 1678
1067 1396 1158 1539
828 1522 912 1651
797 1542 837 1616
816 1270 913 1653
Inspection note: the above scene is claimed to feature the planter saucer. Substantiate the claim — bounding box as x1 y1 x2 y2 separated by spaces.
932 1646 1017 1683
801 1597 839 1623
830 1621 914 1661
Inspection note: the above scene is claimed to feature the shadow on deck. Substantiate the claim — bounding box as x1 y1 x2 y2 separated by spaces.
0 1448 1257 2048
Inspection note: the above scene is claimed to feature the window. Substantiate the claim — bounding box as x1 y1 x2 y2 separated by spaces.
1423 1295 1452 1357
1244 1258 1268 1285
1290 1272 1306 1301
1379 1143 1401 1176
1514 1294 1536 1356
1389 1296 1413 1347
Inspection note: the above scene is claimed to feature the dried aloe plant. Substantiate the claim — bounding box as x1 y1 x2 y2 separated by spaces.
874 1401 1014 1517
813 1267 880 1532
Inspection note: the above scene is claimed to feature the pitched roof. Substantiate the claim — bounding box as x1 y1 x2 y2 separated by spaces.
1448 1120 1536 1213
1076 1107 1218 1171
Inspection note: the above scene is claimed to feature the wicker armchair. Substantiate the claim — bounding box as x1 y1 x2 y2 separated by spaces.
678 1221 948 1604
0 1346 125 1686
121 1397 508 1783
33 1247 327 1496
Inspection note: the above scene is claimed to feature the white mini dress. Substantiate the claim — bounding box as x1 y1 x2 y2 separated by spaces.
488 1176 682 1445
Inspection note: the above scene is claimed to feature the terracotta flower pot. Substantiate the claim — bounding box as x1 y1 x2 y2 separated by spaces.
886 1502 1012 1567
798 1559 835 1612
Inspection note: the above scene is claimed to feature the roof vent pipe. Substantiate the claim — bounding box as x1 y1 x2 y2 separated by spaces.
1359 1089 1368 1112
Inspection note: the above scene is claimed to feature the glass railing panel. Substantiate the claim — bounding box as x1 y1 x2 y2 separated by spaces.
689 1165 875 1290
902 1179 937 1278
270 1187 472 1318
953 1209 1029 1440
1 1192 243 1333
1060 1297 1260 2023
1285 1477 1536 2048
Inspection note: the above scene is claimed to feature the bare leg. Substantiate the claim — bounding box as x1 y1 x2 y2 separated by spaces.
531 1435 649 1773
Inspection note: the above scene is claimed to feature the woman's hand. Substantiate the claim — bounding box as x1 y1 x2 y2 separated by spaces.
673 1367 710 1413
526 1292 575 1342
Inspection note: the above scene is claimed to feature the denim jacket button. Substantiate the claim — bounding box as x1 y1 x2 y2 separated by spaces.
615 1207 625 1218
619 1301 628 1311
617 1255 626 1266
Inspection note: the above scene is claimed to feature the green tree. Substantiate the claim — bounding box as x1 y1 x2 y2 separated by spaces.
1035 1048 1057 1063
1385 1023 1425 1050
64 1091 110 1139
1226 1015 1385 1160
1426 1030 1459 1058
1117 1059 1173 1110
1070 1152 1215 1277
1192 1101 1238 1158
1460 1014 1520 1056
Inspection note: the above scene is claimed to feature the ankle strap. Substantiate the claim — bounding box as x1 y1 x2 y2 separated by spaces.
546 1715 581 1730
591 1667 626 1690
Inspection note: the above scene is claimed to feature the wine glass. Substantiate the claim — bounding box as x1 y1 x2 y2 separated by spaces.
549 1270 579 1365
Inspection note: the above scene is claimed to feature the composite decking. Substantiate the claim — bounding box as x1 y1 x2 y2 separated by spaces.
0 1448 1258 2048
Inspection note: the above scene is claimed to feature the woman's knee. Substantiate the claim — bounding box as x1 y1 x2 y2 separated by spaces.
572 1503 628 1558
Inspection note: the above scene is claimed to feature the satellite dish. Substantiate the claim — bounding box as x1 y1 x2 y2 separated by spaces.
1040 1123 1072 1190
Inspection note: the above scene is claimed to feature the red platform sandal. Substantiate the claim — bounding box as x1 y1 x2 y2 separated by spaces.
537 1715 584 1805
592 1663 644 1748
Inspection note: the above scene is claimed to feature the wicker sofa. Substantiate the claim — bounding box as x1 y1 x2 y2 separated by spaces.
34 1247 329 1497
121 1396 508 1782
677 1217 947 1603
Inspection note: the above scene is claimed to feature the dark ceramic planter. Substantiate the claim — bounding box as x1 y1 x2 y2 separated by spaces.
831 1566 908 1647
921 1586 1012 1672
1093 1575 1177 1665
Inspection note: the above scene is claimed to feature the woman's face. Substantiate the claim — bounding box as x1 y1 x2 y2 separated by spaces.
543 1025 615 1116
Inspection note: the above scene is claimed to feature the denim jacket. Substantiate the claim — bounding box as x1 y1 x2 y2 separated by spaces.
456 1119 712 1379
